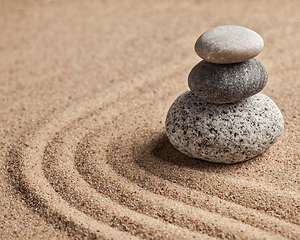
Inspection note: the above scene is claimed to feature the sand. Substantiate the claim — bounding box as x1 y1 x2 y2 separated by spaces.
0 0 299 239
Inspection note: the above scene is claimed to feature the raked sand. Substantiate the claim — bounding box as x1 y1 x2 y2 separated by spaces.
0 0 300 239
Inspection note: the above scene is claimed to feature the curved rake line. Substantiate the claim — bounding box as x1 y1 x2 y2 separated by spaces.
11 59 204 239
84 151 300 239
43 57 298 238
44 136 214 240
43 91 289 239
83 88 299 238
77 149 286 240
43 114 283 239
82 125 300 239
97 123 300 237
118 154 300 239
10 129 137 240
115 130 300 226
40 69 214 239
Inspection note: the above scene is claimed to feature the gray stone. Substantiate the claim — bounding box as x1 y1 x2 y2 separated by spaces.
188 58 268 104
165 91 284 164
195 25 264 64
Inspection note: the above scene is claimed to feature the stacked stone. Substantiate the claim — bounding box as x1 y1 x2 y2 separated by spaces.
165 25 284 164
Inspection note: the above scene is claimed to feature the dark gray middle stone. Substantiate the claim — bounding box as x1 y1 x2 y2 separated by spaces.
188 58 268 104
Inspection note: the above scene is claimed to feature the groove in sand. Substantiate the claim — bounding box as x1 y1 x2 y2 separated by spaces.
6 52 300 239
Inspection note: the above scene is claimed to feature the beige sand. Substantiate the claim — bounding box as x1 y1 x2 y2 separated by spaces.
0 0 300 239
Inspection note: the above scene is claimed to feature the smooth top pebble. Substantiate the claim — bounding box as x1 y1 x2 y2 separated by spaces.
195 25 264 64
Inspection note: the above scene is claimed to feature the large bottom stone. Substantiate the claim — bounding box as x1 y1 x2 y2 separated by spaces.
165 91 284 164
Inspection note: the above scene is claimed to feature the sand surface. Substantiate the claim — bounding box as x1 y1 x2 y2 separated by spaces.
0 0 300 239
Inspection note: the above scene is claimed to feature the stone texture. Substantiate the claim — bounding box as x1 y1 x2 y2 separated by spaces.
195 25 264 64
188 58 268 104
165 91 284 164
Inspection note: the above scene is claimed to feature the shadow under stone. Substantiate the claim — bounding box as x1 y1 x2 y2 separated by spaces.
151 133 222 169
134 132 259 178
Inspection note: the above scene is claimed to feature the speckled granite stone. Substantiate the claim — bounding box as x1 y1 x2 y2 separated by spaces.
195 25 264 64
188 58 268 104
165 91 284 164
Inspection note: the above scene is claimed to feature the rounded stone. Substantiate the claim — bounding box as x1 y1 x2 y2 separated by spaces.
165 91 284 164
195 25 264 64
188 58 268 104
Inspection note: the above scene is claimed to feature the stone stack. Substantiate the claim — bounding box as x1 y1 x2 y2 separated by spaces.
165 25 284 164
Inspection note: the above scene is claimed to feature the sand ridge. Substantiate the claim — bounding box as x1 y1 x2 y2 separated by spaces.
1 0 300 239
